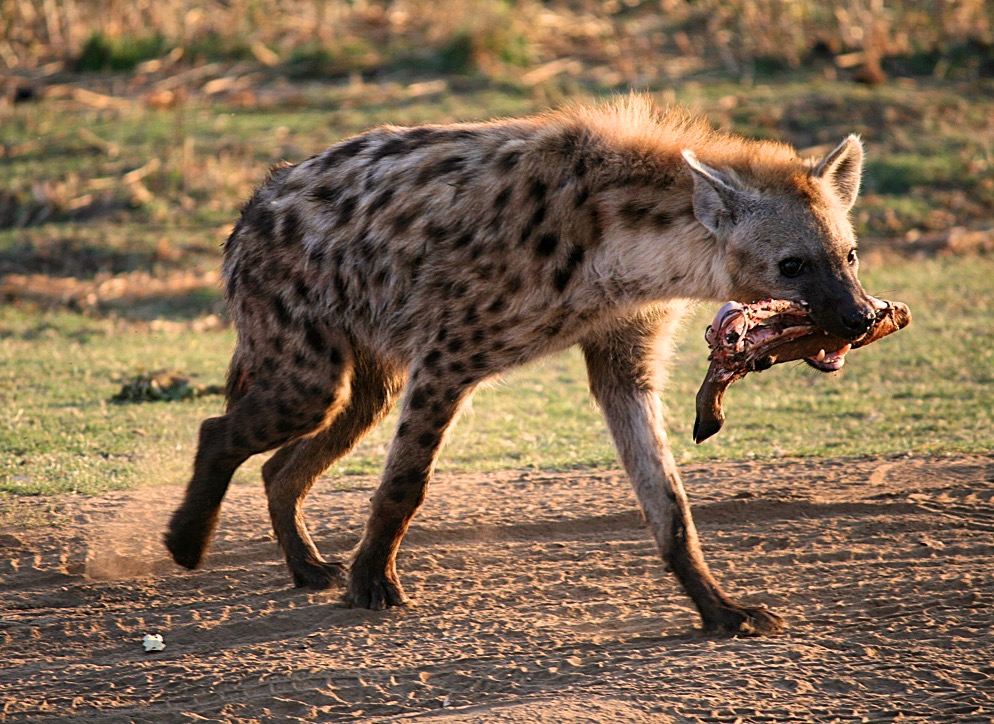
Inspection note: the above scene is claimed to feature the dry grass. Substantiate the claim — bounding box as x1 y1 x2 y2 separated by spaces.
2 0 992 83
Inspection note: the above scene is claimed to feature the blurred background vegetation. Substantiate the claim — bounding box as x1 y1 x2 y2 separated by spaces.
2 0 992 80
2 0 992 244
1 1 992 501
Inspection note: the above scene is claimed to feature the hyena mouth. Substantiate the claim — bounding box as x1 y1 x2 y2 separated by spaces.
707 299 869 372
692 296 911 443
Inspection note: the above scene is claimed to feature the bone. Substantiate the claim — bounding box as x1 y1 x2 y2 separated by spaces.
693 300 911 444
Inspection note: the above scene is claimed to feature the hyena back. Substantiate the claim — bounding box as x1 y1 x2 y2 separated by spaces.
166 95 874 634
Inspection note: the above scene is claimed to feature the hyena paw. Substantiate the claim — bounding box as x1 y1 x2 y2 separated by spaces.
346 566 408 610
163 509 216 570
702 603 785 636
290 560 348 590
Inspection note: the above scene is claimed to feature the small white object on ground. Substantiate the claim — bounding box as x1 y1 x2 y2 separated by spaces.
142 634 165 652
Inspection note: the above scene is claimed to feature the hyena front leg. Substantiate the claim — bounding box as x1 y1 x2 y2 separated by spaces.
261 353 406 590
582 310 784 636
348 371 474 610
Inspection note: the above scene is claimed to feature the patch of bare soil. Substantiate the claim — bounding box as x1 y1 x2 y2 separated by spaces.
1 455 992 722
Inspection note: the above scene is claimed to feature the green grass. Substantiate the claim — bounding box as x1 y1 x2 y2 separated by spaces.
2 255 991 503
1 71 992 524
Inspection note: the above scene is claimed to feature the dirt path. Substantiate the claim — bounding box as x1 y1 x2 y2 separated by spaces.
1 454 992 722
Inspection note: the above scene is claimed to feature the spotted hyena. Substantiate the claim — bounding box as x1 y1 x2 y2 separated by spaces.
166 95 875 635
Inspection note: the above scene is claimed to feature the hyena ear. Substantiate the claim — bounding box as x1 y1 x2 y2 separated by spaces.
813 134 863 210
681 150 750 236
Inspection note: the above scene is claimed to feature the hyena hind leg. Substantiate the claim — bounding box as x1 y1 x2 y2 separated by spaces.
261 354 406 590
165 339 354 571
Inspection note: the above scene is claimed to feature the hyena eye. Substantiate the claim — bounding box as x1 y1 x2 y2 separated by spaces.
847 248 858 266
778 257 806 278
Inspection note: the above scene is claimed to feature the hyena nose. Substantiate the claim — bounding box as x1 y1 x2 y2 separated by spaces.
841 305 875 337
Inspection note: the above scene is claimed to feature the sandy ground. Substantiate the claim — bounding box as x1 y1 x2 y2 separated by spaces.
1 454 992 722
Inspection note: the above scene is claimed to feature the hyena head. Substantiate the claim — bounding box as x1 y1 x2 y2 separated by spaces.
682 135 877 341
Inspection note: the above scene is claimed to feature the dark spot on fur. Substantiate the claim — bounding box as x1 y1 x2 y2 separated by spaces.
328 346 343 366
449 360 466 373
417 431 439 449
535 232 559 257
464 307 479 326
543 317 565 337
401 127 436 146
554 245 586 292
332 271 347 300
574 156 588 178
470 352 488 369
587 205 604 244
471 328 486 344
454 230 474 248
573 186 590 208
409 387 429 410
529 178 547 202
494 186 512 210
447 338 464 354
506 274 523 294
294 277 311 303
426 222 449 244
436 327 449 343
281 209 304 247
519 203 546 244
397 421 410 437
293 351 308 367
303 321 324 353
242 197 276 240
309 410 327 427
334 196 358 229
417 155 466 185
401 465 426 486
272 295 292 327
487 297 507 314
309 245 327 268
367 187 395 216
496 149 521 171
392 209 417 235
305 382 326 399
320 136 370 171
424 349 442 368
620 201 653 228
370 136 410 163
651 210 673 229
310 183 343 206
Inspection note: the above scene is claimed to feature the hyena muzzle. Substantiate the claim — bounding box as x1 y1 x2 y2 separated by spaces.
165 95 876 635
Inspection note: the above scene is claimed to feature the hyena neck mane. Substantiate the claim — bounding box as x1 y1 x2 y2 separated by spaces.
547 95 813 306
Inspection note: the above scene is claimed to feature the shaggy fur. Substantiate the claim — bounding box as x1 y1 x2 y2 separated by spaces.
165 95 876 634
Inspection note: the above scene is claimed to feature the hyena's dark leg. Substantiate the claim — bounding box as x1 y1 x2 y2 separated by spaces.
261 353 406 590
582 307 784 636
165 333 354 571
347 372 473 610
